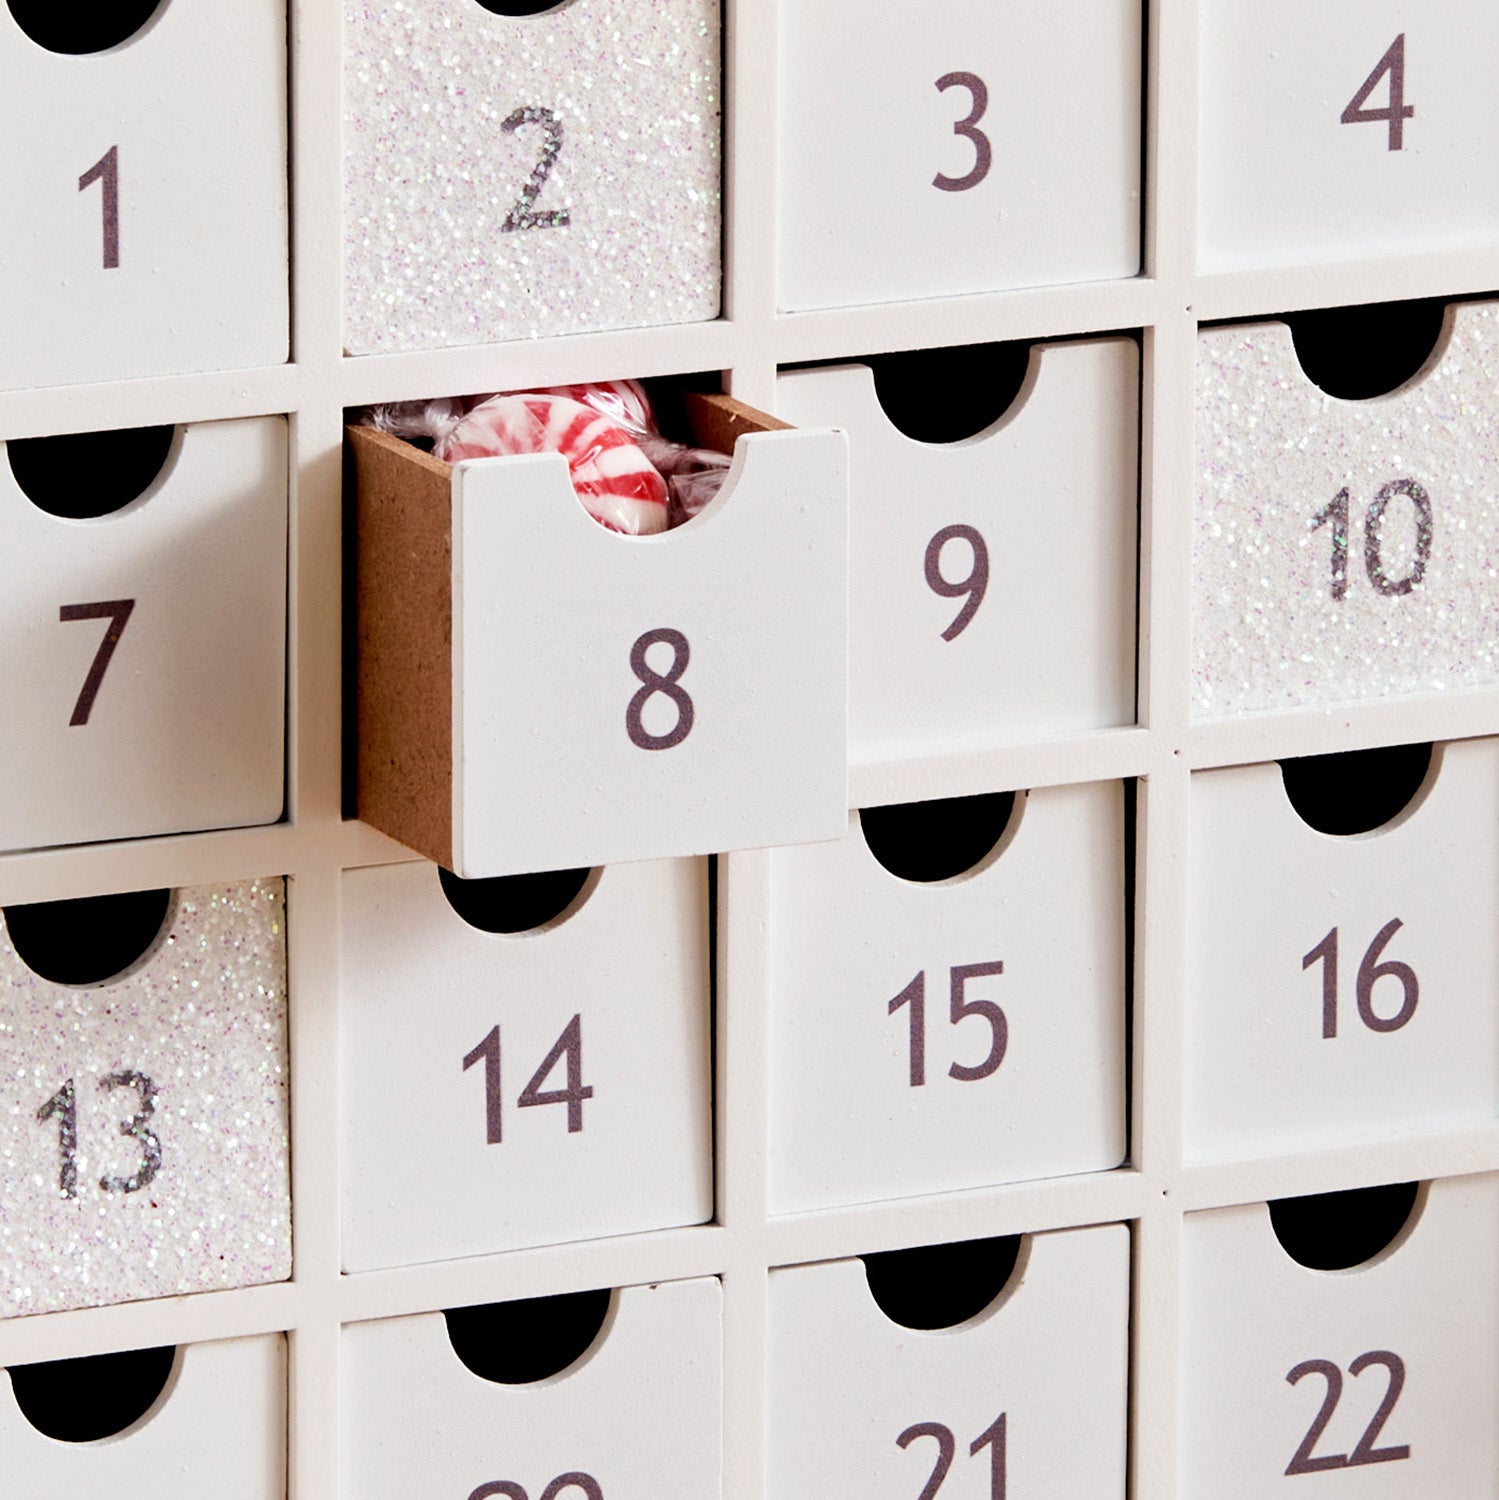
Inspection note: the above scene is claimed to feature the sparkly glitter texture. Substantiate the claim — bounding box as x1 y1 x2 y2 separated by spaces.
0 881 290 1318
343 0 723 353
1193 303 1499 718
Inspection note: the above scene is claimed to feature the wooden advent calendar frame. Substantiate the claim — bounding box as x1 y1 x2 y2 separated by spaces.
2 2 1499 1497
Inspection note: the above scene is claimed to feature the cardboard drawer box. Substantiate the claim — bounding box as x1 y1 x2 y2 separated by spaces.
350 393 848 878
0 0 287 391
0 417 287 852
341 1278 722 1500
1 1335 285 1496
768 783 1127 1216
1186 740 1499 1163
1193 301 1499 719
1181 1176 1499 1498
0 878 291 1318
1199 4 1499 273
775 338 1138 762
768 1227 1129 1499
777 0 1142 311
343 0 722 355
341 857 711 1272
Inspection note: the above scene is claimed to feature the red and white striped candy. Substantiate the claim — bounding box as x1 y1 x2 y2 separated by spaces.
539 378 657 438
437 392 669 535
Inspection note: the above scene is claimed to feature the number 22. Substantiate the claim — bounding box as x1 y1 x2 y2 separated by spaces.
933 73 992 193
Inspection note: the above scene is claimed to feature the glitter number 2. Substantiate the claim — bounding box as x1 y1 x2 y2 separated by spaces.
1310 480 1432 601
501 106 571 232
36 1070 162 1201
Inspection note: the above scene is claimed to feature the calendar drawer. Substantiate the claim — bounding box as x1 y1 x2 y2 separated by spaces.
0 417 287 852
1199 4 1499 273
342 1279 722 1500
768 1227 1129 1499
0 0 287 390
777 0 1142 311
1193 301 1499 718
768 784 1127 1216
775 339 1138 761
341 857 711 1273
1182 1177 1499 1498
351 393 847 878
343 0 721 354
0 878 290 1317
1 1334 284 1496
1186 740 1499 1163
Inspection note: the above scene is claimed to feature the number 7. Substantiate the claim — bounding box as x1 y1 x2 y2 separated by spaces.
60 598 135 726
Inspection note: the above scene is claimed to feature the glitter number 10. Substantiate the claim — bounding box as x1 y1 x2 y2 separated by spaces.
1310 479 1432 601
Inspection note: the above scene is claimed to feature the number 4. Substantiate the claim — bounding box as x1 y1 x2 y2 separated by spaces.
1341 34 1414 152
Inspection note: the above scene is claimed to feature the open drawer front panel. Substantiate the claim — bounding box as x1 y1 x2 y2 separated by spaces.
350 393 849 877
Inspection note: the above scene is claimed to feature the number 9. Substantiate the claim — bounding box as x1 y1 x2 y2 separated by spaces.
924 524 990 641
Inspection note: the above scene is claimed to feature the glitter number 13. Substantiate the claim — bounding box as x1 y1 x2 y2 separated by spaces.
36 1070 162 1201
1310 479 1432 601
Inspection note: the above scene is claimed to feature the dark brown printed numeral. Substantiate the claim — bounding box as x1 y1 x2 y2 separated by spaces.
890 964 1006 1089
1341 34 1414 151
898 1415 1007 1499
1286 1359 1346 1475
1346 1351 1411 1466
60 598 135 726
465 1017 593 1143
36 1071 161 1200
933 73 992 192
1311 481 1431 601
1286 1351 1410 1475
517 1013 593 1134
79 145 120 268
468 1474 603 1500
1301 921 1417 1039
501 106 571 232
898 1422 956 1500
463 1025 504 1145
626 628 694 750
925 524 989 640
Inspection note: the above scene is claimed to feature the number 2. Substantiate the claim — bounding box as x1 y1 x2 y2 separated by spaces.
933 73 992 193
60 598 135 726
79 145 120 268
502 106 570 232
1341 35 1414 152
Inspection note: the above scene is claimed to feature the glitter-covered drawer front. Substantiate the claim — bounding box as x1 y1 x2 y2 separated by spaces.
350 395 848 878
767 785 1128 1217
777 0 1142 312
1199 5 1499 274
341 1279 723 1500
342 0 722 355
0 418 287 853
0 0 287 392
1193 303 1499 719
0 880 290 1318
340 858 712 1273
1181 1179 1499 1500
1 1335 286 1496
767 1228 1130 1500
775 340 1139 764
1185 741 1499 1164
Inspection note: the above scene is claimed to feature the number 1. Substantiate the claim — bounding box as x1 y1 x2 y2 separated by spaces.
79 145 120 269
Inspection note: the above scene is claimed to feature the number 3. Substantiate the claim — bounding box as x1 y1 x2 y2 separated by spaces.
933 73 992 193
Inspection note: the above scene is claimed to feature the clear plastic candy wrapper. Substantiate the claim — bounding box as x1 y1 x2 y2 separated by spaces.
362 379 730 535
